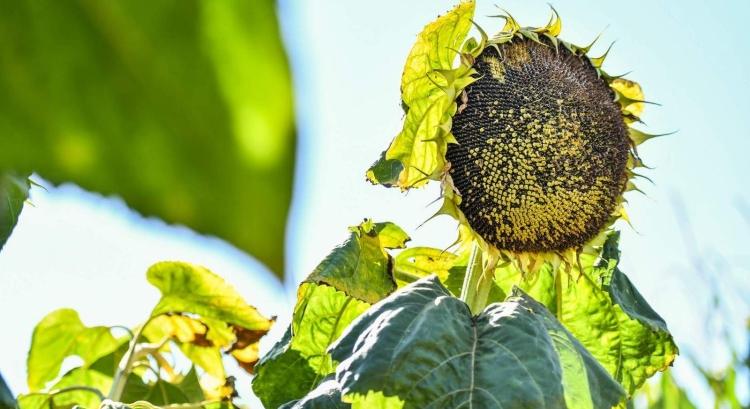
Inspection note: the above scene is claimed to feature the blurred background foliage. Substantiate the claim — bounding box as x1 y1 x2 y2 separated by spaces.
0 0 295 276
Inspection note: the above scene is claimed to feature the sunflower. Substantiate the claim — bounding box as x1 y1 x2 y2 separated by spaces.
367 1 664 274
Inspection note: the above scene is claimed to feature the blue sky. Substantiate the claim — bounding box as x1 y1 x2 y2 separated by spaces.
2 0 749 406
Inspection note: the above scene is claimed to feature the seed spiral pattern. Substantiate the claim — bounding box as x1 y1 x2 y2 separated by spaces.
446 38 630 252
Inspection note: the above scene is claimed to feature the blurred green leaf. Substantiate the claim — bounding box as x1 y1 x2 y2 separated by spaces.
0 372 14 409
27 309 120 391
0 0 295 276
328 276 626 409
642 371 698 409
255 220 406 408
0 172 30 251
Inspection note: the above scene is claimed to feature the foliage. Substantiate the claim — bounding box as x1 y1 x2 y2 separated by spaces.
7 1 741 409
16 262 272 409
0 0 295 276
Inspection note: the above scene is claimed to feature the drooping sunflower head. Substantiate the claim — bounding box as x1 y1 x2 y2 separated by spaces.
368 1 662 267
447 36 630 253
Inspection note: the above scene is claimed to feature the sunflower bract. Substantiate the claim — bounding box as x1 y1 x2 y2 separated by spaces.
446 38 630 252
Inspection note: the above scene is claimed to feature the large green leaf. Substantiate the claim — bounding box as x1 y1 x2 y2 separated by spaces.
493 233 679 396
328 276 626 409
0 173 30 251
254 221 405 408
640 371 698 409
0 0 294 276
367 0 477 189
279 377 349 409
27 309 120 391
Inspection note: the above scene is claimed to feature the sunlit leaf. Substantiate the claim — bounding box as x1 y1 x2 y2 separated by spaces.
368 1 476 188
0 0 295 276
305 220 404 304
329 276 625 409
19 368 109 409
146 261 273 376
27 309 120 391
147 262 272 331
393 247 456 287
0 172 30 251
142 315 232 379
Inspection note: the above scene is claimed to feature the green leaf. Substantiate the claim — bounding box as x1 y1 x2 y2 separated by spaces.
0 0 295 276
19 368 109 409
27 309 120 391
368 1 476 189
255 221 406 407
329 276 626 409
254 327 319 409
279 377 349 409
493 233 679 396
0 372 14 409
0 172 30 251
253 284 369 408
305 220 404 304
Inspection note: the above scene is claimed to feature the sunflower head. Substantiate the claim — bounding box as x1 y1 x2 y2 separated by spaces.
368 1 663 269
447 35 630 253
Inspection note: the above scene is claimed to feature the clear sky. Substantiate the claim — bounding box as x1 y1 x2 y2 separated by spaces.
1 0 749 407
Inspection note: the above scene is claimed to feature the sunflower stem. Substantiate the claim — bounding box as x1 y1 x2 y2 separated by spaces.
460 243 494 315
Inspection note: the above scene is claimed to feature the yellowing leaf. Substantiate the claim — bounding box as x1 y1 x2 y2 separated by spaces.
368 1 476 189
147 262 272 332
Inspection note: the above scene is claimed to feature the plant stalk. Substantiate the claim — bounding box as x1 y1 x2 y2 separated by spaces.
460 244 494 315
107 318 153 401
